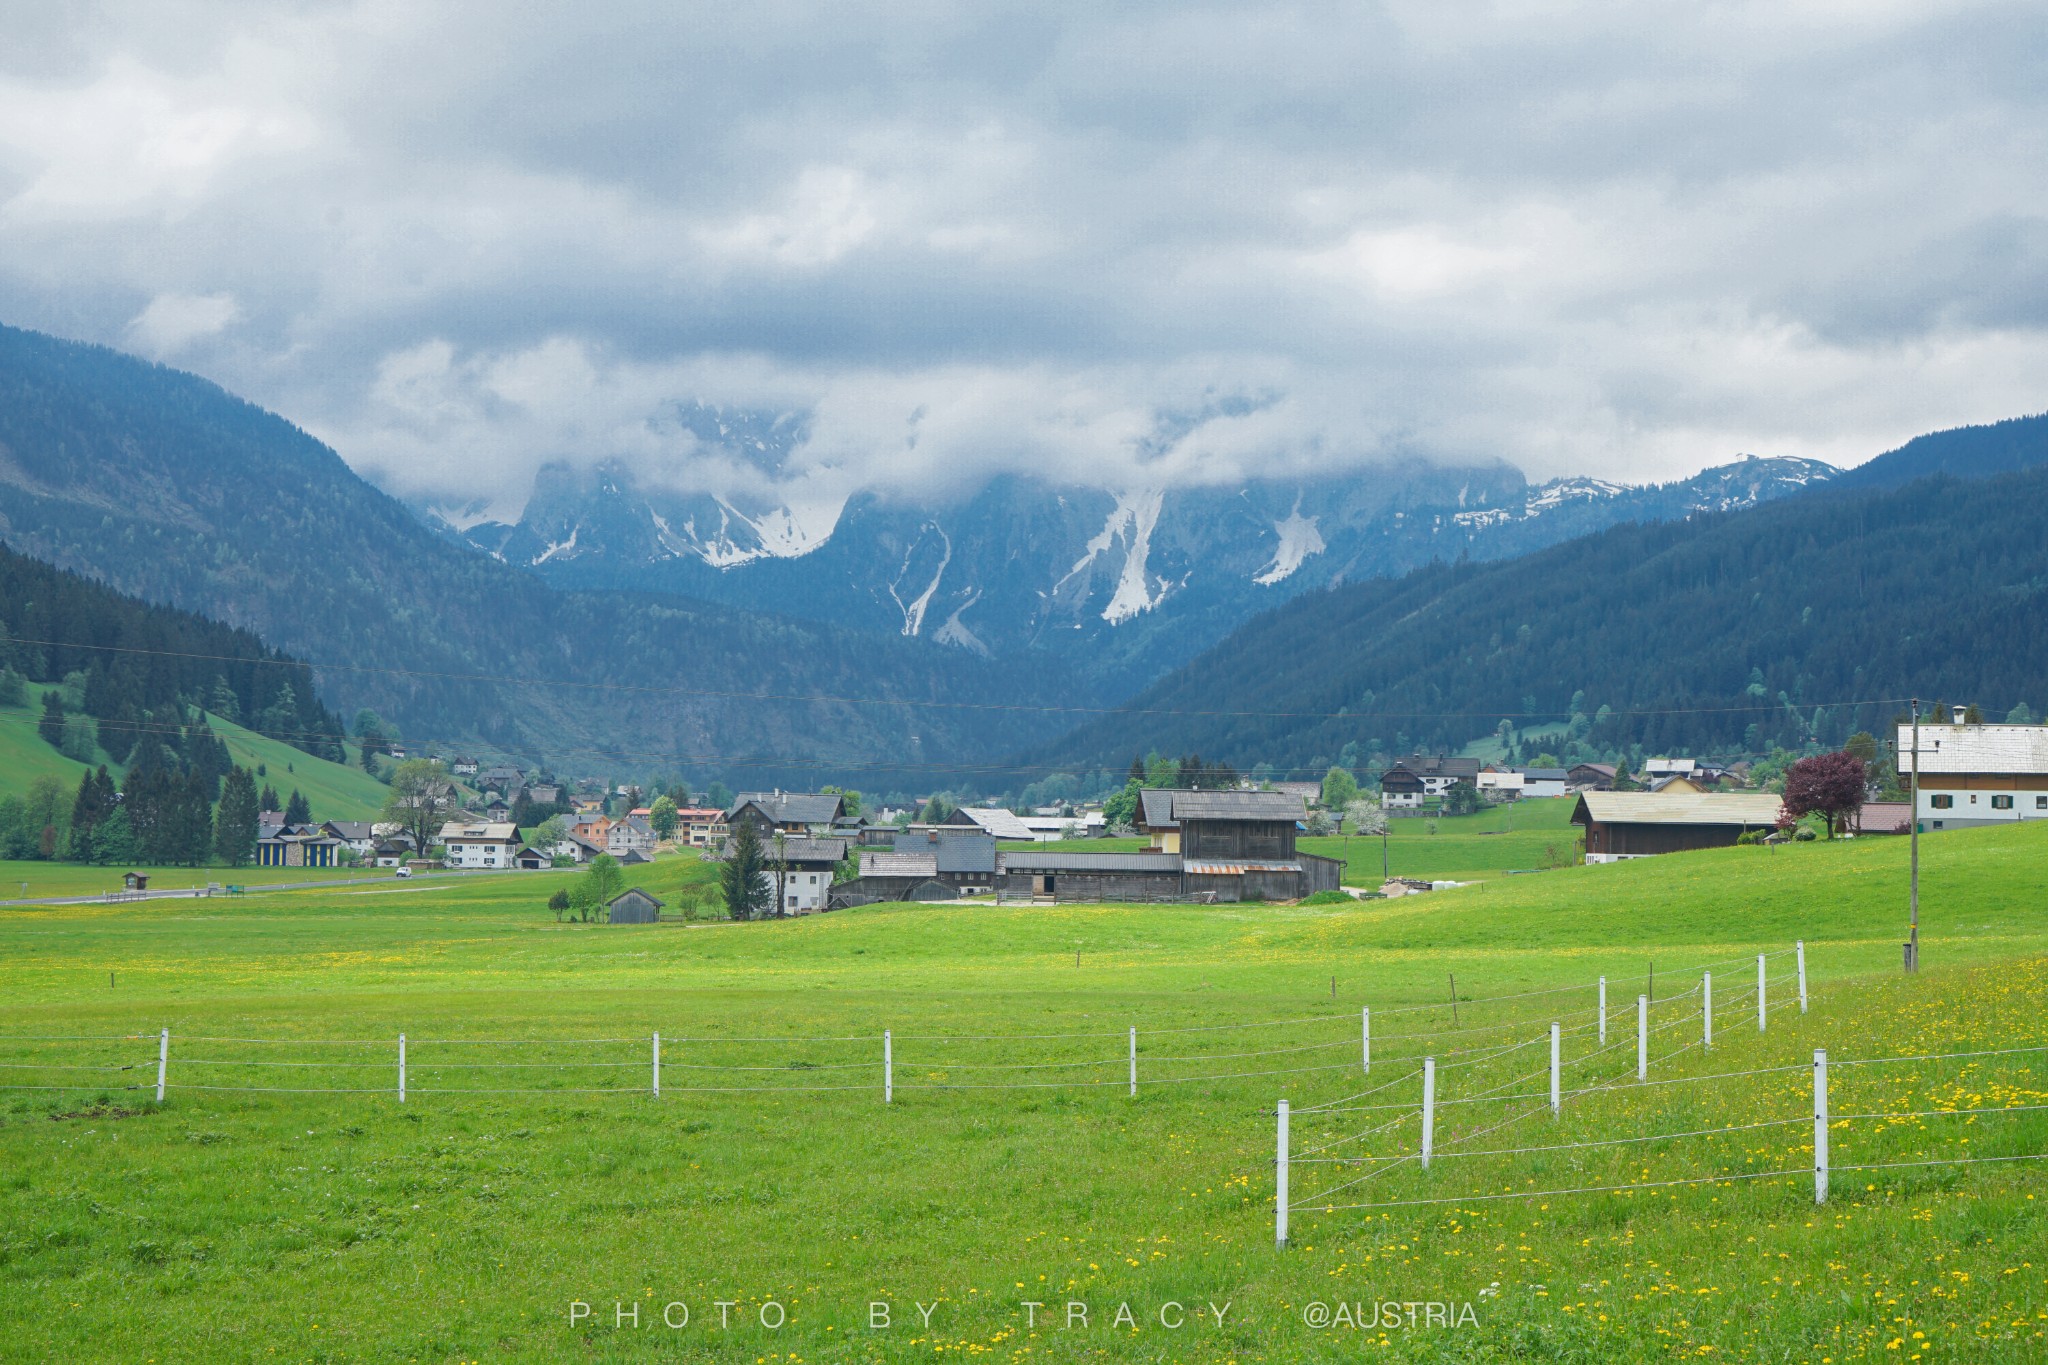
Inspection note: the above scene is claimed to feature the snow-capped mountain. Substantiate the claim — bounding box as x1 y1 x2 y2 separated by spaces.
421 437 1836 697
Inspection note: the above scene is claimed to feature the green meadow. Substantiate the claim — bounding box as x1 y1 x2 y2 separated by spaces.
2 827 2044 1362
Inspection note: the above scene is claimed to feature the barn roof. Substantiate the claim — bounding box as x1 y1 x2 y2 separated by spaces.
730 792 846 825
947 806 1036 840
763 836 850 864
998 850 1183 873
1572 792 1784 827
1172 790 1306 821
862 851 938 878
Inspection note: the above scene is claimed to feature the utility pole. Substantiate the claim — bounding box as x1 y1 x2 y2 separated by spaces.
1907 697 1920 974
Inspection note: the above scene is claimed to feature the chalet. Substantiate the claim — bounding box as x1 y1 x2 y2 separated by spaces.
607 888 663 924
552 833 605 864
256 825 343 868
450 756 480 777
608 816 656 858
996 790 1341 902
726 791 846 838
371 838 413 868
1380 755 1481 811
1567 763 1617 791
1897 718 2048 829
437 821 521 870
757 836 850 914
483 797 513 823
321 821 379 860
1378 766 1430 811
1520 768 1569 799
1571 792 1784 862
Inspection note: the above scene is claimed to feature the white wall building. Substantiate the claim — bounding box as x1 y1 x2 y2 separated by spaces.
438 821 521 869
1897 721 2048 830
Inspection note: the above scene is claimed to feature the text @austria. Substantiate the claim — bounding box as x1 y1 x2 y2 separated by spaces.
570 1298 1481 1332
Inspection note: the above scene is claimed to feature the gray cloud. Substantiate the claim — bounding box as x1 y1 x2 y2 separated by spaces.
2 0 2046 516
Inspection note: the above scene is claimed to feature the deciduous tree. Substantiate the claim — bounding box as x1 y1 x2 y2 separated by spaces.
1780 750 1867 838
381 759 460 856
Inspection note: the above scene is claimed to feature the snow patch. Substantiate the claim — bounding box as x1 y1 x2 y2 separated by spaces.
1100 490 1167 625
933 590 990 655
887 525 952 636
533 525 580 564
1253 502 1326 585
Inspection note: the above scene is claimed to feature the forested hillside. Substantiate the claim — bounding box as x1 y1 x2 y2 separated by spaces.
0 325 1076 781
1032 467 2048 774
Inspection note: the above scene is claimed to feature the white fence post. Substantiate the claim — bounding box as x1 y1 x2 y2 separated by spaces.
1703 972 1713 1050
398 1033 407 1103
1757 954 1768 1033
1549 1023 1560 1118
1420 1057 1436 1169
1637 995 1648 1080
884 1029 893 1105
1598 976 1607 1044
1128 1026 1137 1097
1797 941 1808 1014
1362 1006 1371 1073
1813 1048 1829 1205
1275 1099 1290 1249
155 1028 168 1103
652 1032 661 1099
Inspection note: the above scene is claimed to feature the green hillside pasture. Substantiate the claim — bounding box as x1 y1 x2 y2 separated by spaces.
1 829 2044 1362
0 692 390 822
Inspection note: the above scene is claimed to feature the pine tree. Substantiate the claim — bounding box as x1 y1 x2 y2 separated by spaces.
720 822 769 921
67 767 117 861
183 770 216 866
284 789 311 826
215 767 259 867
37 691 65 748
259 784 281 815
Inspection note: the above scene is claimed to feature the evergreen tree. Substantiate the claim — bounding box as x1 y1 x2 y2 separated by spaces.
720 822 770 921
359 741 380 776
182 770 216 865
37 691 65 748
284 789 311 826
68 767 118 860
215 767 259 867
259 784 281 815
90 808 139 867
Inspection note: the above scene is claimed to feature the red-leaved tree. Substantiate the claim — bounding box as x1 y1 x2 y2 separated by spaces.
1780 751 1868 838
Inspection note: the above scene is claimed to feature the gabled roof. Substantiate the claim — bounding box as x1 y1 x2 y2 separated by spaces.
438 821 520 841
862 851 939 878
947 806 1036 840
322 821 376 840
1172 790 1307 821
998 850 1183 873
1394 754 1483 779
1521 768 1569 782
1572 792 1783 828
729 792 846 826
608 887 664 907
762 836 850 864
1138 788 1179 829
1897 723 2048 775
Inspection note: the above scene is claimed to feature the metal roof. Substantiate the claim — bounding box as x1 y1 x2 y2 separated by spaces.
1172 790 1307 821
1572 792 1784 827
763 836 850 864
1896 723 2048 776
862 852 938 878
948 806 1036 840
1521 768 1569 781
1182 859 1304 874
1139 789 1179 829
998 850 1184 873
892 830 998 874
730 792 846 825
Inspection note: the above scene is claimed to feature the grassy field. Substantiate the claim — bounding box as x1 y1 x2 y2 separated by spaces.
2 830 2044 1362
0 692 390 822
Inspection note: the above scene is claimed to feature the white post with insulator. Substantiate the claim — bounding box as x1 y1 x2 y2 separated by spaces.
1797 941 1808 1014
1362 1007 1371 1073
1598 976 1607 1044
1813 1049 1829 1205
1275 1099 1290 1249
1420 1057 1436 1169
1703 972 1713 1050
1549 1023 1560 1118
155 1028 169 1103
884 1029 893 1105
1637 995 1648 1080
1757 954 1768 1033
652 1032 661 1099
1129 1026 1137 1097
398 1033 407 1104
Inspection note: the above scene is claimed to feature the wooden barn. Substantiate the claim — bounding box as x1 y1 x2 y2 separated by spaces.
606 888 663 924
1572 792 1784 862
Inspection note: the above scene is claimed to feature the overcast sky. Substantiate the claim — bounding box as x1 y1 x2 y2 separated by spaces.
2 0 2045 520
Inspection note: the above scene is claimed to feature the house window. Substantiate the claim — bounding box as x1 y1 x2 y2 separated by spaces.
1930 795 1953 809
2037 796 2047 810
1992 794 2014 809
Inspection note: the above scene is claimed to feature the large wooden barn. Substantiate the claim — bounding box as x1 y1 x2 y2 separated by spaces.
1571 791 1785 862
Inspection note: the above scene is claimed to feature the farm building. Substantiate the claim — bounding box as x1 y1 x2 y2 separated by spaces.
1571 792 1784 862
852 830 999 900
1896 718 2048 830
607 888 663 924
726 791 846 838
999 790 1342 902
756 835 849 914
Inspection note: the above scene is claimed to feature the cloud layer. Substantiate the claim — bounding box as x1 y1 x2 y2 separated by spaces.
2 0 2045 514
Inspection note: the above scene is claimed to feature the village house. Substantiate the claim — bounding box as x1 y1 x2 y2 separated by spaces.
1475 767 1525 799
608 815 657 858
850 829 999 901
758 836 850 914
675 806 727 848
320 821 379 861
1897 715 2048 829
1379 755 1482 811
450 756 480 777
568 813 613 848
1520 767 1569 799
1571 792 1784 862
1567 763 1617 791
437 821 522 870
725 791 847 839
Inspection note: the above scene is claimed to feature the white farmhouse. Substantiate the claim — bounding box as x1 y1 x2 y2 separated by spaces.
1898 718 2048 830
437 821 522 869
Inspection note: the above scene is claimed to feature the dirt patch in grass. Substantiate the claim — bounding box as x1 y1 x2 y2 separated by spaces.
48 1101 147 1122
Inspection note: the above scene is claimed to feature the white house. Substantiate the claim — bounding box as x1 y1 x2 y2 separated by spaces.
755 837 849 914
1520 768 1569 799
1475 769 1525 798
1897 718 2048 830
437 821 522 869
608 816 657 857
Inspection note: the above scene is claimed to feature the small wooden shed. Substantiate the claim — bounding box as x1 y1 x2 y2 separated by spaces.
123 872 149 891
606 887 664 924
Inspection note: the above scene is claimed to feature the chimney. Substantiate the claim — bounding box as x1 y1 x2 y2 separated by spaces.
1952 706 1967 725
